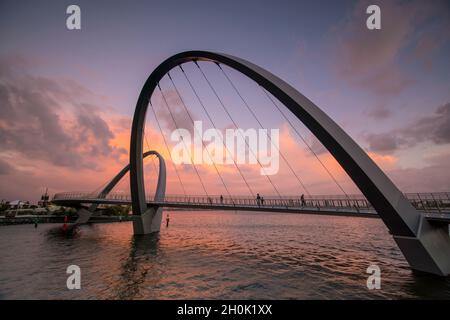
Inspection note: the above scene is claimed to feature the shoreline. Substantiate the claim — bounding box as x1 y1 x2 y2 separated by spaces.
0 215 133 226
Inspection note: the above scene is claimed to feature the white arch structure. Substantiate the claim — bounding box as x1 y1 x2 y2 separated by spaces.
75 150 166 229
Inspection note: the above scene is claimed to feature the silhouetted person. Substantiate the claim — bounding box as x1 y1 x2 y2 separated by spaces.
220 195 223 204
261 197 265 206
256 193 261 206
301 194 306 207
166 214 170 228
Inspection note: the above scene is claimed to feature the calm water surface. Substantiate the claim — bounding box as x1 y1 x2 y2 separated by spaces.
1 211 449 299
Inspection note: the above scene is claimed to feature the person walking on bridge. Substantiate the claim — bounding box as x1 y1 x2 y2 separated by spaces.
301 194 306 207
220 195 223 204
256 193 261 206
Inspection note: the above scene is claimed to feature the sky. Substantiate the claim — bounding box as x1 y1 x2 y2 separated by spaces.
0 0 449 202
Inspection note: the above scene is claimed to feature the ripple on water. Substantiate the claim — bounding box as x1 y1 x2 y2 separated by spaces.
0 211 450 299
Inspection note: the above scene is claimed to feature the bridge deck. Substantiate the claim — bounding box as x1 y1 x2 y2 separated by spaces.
52 195 450 223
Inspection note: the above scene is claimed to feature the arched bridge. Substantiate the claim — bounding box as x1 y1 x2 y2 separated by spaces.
54 191 450 221
54 51 450 276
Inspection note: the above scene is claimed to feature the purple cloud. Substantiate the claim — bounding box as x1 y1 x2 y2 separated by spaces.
365 102 450 152
333 0 449 97
0 55 126 170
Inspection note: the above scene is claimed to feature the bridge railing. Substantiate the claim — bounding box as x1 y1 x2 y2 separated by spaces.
404 192 450 213
52 191 450 213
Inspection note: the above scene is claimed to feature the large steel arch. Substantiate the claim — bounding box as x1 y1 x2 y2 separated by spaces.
130 51 450 275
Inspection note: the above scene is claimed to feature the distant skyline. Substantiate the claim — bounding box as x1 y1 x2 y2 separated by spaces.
1 0 449 201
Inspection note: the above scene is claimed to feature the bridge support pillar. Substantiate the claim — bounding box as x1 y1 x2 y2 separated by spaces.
132 207 164 234
393 217 450 276
75 208 92 224
132 148 166 235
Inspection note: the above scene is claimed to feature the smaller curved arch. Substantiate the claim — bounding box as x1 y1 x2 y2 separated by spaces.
75 150 166 224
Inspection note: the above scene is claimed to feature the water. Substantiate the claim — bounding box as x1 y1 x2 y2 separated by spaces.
1 211 449 299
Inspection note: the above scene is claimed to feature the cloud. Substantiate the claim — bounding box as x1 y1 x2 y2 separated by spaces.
0 55 127 170
365 102 450 152
73 103 124 159
332 0 449 97
365 132 400 153
366 105 391 120
306 134 328 156
388 151 450 192
411 6 450 69
0 158 13 175
152 88 196 134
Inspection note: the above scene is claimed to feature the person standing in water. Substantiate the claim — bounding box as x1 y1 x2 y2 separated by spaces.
166 213 170 228
62 215 68 232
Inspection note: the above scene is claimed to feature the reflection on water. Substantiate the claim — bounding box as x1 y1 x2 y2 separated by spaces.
114 233 160 299
0 211 449 299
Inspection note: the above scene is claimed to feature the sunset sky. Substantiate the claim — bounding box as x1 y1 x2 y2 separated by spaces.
1 0 449 202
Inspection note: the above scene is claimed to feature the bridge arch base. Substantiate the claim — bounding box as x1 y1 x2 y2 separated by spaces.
73 150 167 233
132 206 164 235
132 150 166 235
394 217 450 276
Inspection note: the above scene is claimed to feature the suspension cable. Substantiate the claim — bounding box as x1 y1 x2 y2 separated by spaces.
194 61 283 199
166 72 233 199
259 86 350 199
147 100 187 196
91 176 111 196
115 169 129 194
123 171 131 197
217 63 311 197
157 83 209 197
177 66 255 198
144 133 159 173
